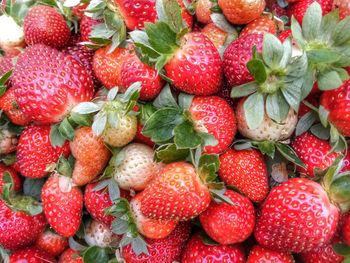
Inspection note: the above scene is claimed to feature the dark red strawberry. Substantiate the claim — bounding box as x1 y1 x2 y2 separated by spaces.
9 247 56 263
0 163 21 193
35 230 68 257
247 245 295 263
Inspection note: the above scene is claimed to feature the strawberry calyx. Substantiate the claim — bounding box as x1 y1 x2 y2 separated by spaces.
231 32 308 130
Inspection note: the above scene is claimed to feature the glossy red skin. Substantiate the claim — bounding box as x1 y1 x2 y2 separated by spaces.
0 200 46 251
59 249 83 263
10 247 56 263
79 15 103 42
291 132 338 177
135 122 155 147
16 125 70 178
247 245 294 262
42 174 83 237
199 190 255 244
320 79 350 136
24 5 71 49
299 238 344 263
181 234 245 263
219 149 268 203
189 96 237 154
140 162 211 221
254 178 339 253
12 44 94 124
240 17 277 38
122 222 191 263
0 163 21 193
287 0 333 25
164 32 223 96
121 54 164 101
35 230 68 257
223 34 263 86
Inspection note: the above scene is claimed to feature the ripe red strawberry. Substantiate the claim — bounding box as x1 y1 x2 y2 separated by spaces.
299 238 344 263
24 5 71 48
140 162 212 221
0 199 46 250
199 190 255 244
42 174 83 237
9 247 56 263
320 79 350 137
291 132 339 177
16 125 70 178
240 16 277 38
219 149 269 203
247 245 295 263
12 44 94 124
223 33 263 86
0 87 32 126
0 163 21 193
201 23 228 50
59 248 83 263
122 222 191 263
287 0 333 25
121 53 164 101
181 234 245 263
254 178 339 253
70 127 111 186
35 230 68 257
218 0 265 24
80 15 102 42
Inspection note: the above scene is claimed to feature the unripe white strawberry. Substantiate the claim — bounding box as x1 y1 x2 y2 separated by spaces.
113 143 163 191
84 220 119 248
0 15 25 54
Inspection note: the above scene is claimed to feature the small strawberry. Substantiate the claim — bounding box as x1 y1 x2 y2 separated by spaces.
240 16 277 38
70 127 111 186
80 15 103 42
219 149 269 203
201 23 229 50
35 230 68 257
59 248 83 263
0 163 21 193
181 233 245 263
9 247 56 263
247 245 295 263
42 173 83 237
218 0 265 24
195 0 213 24
24 5 71 48
84 220 119 248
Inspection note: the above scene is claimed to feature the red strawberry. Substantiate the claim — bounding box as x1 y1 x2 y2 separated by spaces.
320 79 350 136
16 125 70 178
181 233 245 263
12 44 94 124
122 222 191 263
278 29 292 42
0 163 21 193
59 248 83 263
9 247 56 263
140 162 212 221
189 96 237 154
247 245 295 263
42 174 83 237
218 0 265 24
240 16 277 38
35 230 68 257
291 132 339 177
254 178 339 253
24 5 71 48
199 190 255 244
80 15 102 42
223 33 263 86
298 95 319 118
219 149 269 203
268 2 288 17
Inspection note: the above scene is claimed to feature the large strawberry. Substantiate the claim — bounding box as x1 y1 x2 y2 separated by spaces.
219 149 268 203
12 44 94 124
247 245 295 263
218 0 265 24
9 247 56 263
35 230 68 257
24 5 71 48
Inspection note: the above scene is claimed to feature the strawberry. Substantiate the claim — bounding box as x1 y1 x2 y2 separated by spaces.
288 0 333 25
9 247 56 263
218 0 265 24
320 79 350 137
247 245 295 263
121 53 164 101
139 162 211 221
70 127 111 186
254 178 339 253
0 87 31 126
113 143 163 191
0 14 25 55
199 190 255 244
24 5 71 48
121 222 191 263
0 163 21 193
299 238 344 263
35 230 68 257
195 0 213 24
181 233 245 263
84 220 119 248
219 149 269 203
223 33 263 86
12 44 94 124
201 23 228 50
240 16 277 38
291 132 339 177
80 15 103 42
59 249 83 263
16 125 70 178
42 173 83 237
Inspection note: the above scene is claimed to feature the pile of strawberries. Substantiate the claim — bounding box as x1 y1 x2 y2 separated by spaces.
1 0 350 262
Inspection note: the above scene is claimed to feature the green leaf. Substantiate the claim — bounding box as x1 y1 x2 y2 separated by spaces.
0 70 12 86
243 93 264 130
333 243 350 256
262 33 284 68
317 70 343 90
198 154 220 172
155 144 190 163
210 189 234 205
58 118 75 141
57 155 73 177
231 82 258 98
276 143 306 168
156 0 184 33
255 141 276 158
286 52 308 79
69 112 92 127
330 176 350 203
93 179 110 192
145 22 178 54
321 10 340 43
334 67 350 81
310 123 330 140
296 111 318 136
307 49 340 64
332 16 350 46
266 91 289 123
50 124 66 147
174 121 202 149
291 16 305 48
246 59 267 84
302 2 322 41
153 84 178 109
139 103 157 124
131 236 149 256
72 102 101 114
178 93 194 110
83 247 109 263
300 65 315 99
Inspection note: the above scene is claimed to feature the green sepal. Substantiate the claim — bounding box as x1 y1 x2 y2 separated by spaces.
174 120 202 149
50 124 69 147
295 111 318 136
254 141 276 159
153 84 178 109
230 82 258 98
156 0 185 34
56 155 75 178
139 103 157 124
317 70 343 91
275 143 306 169
262 33 284 69
246 59 267 84
243 92 264 130
0 70 12 88
210 188 234 205
310 123 330 140
265 91 289 123
144 22 178 55
302 2 322 41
